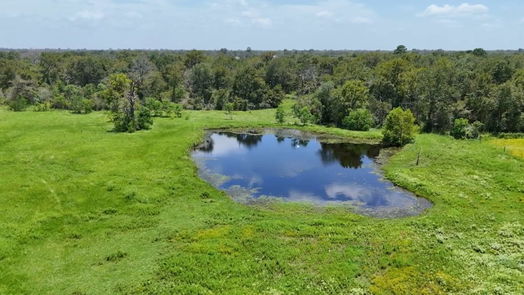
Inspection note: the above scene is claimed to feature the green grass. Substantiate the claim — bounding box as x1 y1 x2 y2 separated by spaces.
0 108 523 294
491 138 524 159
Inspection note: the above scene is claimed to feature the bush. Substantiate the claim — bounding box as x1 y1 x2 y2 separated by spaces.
342 108 374 131
112 105 153 133
451 118 483 139
275 105 286 124
382 107 417 146
294 106 316 125
71 98 93 114
451 118 470 139
7 96 29 111
33 102 52 112
173 104 183 118
145 97 183 118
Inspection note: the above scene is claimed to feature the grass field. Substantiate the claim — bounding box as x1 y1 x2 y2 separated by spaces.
491 138 524 159
0 107 523 294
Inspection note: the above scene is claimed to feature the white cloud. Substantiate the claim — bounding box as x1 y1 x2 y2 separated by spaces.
420 3 489 18
316 10 333 18
68 10 105 22
351 16 373 24
251 17 272 27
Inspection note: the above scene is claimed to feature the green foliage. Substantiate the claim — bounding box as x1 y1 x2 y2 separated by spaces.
145 97 183 118
393 45 408 55
451 118 484 139
382 107 417 146
451 118 470 139
1 49 524 135
70 98 93 114
342 108 374 131
294 106 316 125
103 74 153 132
472 48 487 57
33 102 52 112
7 95 29 111
173 103 183 118
224 102 234 119
275 104 286 124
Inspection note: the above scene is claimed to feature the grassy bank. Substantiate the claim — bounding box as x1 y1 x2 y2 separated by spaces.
0 108 522 294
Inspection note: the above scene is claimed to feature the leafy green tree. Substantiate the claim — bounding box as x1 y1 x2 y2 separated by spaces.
472 48 487 57
211 88 230 110
102 74 153 132
275 104 286 124
232 66 269 109
394 45 408 55
7 76 35 111
189 63 214 107
66 56 107 86
330 80 370 126
382 107 417 146
225 102 234 120
451 118 470 139
294 106 315 126
342 109 374 131
184 50 205 69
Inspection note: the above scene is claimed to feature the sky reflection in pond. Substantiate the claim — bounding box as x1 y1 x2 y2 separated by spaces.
192 131 431 217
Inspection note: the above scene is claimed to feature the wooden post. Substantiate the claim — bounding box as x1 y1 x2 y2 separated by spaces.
416 150 420 166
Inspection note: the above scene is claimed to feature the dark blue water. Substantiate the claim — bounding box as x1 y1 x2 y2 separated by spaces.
192 131 431 217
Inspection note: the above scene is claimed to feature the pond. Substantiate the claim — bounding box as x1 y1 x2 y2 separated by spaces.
192 129 431 218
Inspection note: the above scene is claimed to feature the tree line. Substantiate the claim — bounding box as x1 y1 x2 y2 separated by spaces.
1 46 523 135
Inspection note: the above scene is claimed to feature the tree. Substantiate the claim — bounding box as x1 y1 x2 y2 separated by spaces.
189 63 214 107
184 50 205 69
232 66 269 109
225 102 234 120
66 56 107 86
331 80 370 126
7 76 35 111
211 88 230 110
342 109 374 131
129 56 155 99
103 74 153 132
275 104 286 124
472 48 487 57
294 106 315 126
394 45 408 55
382 107 417 146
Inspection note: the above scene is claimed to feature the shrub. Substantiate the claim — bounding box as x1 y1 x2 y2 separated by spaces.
451 118 483 139
71 98 93 114
382 107 417 146
7 95 29 111
144 97 164 117
451 118 470 139
342 108 374 131
33 102 52 112
173 103 183 118
294 106 316 126
275 105 285 124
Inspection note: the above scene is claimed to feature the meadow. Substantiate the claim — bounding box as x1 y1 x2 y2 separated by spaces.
0 107 523 294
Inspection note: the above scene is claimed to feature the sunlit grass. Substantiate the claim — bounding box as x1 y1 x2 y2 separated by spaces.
491 138 524 158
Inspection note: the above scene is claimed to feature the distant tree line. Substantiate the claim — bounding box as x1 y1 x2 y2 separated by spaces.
0 46 523 135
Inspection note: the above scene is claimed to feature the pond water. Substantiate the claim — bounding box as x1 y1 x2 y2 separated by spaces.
192 129 431 218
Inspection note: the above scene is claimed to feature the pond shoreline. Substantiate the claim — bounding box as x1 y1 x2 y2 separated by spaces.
192 128 432 219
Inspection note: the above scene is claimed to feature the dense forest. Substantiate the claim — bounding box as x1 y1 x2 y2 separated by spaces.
1 46 523 134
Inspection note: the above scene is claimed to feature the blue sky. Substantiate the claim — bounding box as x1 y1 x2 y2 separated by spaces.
0 0 523 50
